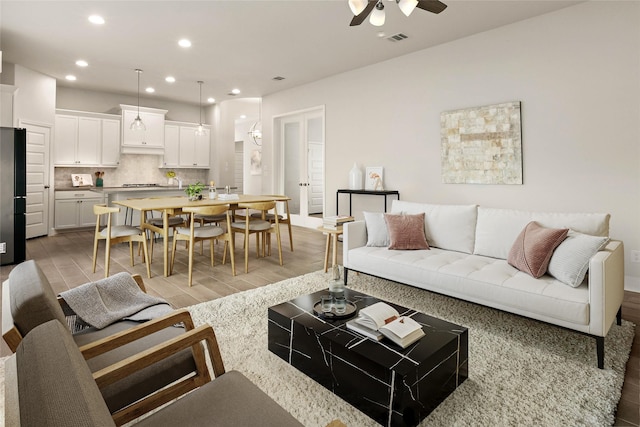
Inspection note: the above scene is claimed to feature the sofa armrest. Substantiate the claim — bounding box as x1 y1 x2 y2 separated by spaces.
587 240 624 336
343 220 366 268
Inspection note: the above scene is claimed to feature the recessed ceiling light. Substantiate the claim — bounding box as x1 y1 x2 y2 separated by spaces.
207 97 215 103
377 32 386 38
75 60 88 67
145 87 155 93
178 39 192 48
65 75 77 81
88 15 105 25
165 76 176 83
240 115 247 119
231 88 241 95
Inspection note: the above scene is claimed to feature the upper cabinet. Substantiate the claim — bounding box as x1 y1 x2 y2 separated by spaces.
120 104 167 155
161 121 210 168
54 110 121 167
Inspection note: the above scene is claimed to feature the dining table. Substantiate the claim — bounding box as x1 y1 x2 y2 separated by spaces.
113 194 290 277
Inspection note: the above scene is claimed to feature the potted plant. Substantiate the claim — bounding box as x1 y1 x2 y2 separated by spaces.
185 182 205 201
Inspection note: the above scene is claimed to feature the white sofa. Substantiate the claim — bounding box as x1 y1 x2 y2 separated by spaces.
342 201 625 368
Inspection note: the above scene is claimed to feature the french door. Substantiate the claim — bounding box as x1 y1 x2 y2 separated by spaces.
276 107 324 228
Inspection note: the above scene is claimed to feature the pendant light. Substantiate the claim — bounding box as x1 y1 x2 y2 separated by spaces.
248 99 262 146
348 0 367 15
195 81 207 136
397 0 418 16
130 69 146 131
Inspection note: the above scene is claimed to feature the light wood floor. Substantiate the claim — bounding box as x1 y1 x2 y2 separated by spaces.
0 226 637 425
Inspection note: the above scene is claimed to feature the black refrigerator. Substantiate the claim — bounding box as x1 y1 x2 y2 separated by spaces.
0 127 27 266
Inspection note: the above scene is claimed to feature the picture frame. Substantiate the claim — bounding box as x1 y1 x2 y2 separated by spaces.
365 166 384 191
250 149 262 175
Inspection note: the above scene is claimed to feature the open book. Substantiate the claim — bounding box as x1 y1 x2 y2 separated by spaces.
350 302 425 348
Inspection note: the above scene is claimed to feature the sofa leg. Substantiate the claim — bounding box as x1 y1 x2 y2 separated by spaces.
616 307 622 326
596 336 604 369
344 268 349 285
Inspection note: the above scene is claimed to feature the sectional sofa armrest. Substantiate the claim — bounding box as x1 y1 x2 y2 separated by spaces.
343 220 367 268
587 240 625 336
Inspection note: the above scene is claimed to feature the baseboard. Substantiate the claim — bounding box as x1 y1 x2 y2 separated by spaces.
624 275 640 293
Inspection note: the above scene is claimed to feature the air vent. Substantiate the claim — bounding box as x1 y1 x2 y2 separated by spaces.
227 92 237 96
272 76 286 81
387 33 408 42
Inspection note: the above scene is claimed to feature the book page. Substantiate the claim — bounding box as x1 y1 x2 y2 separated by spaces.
357 302 400 330
381 316 422 339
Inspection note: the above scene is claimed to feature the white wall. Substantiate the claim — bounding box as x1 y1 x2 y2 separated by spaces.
56 86 200 122
12 64 56 126
263 1 640 289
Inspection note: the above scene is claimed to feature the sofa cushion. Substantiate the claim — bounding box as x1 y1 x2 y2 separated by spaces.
363 211 389 247
507 222 568 278
547 230 610 287
474 207 610 260
384 213 429 250
8 260 67 337
16 320 115 427
391 201 477 253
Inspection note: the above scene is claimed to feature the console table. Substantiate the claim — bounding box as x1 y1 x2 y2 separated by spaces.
336 189 400 215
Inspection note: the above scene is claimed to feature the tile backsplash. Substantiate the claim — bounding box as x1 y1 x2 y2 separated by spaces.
55 154 208 188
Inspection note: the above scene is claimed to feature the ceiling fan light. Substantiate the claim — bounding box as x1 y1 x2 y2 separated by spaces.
348 0 367 15
398 0 418 16
370 3 385 26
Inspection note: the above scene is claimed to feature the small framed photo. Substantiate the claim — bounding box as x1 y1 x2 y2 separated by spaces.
365 167 384 191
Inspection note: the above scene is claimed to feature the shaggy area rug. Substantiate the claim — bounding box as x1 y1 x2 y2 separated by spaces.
188 271 634 427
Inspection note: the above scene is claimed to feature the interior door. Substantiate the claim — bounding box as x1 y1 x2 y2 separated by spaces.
279 107 324 228
20 121 51 238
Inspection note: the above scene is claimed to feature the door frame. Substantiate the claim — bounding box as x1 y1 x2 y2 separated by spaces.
272 105 325 228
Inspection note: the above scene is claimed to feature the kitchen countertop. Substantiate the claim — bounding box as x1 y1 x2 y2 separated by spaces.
55 186 238 193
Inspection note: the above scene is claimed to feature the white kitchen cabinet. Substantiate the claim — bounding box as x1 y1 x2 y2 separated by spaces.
101 118 121 166
120 105 167 154
55 115 101 165
161 124 180 168
54 110 121 167
161 122 210 168
54 191 104 229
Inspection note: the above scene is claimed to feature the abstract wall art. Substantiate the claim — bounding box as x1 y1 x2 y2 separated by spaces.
440 101 522 185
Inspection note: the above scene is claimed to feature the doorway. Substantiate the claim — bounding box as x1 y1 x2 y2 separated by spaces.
274 107 324 228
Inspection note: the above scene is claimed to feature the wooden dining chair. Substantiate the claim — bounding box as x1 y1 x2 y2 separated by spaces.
231 201 283 274
144 196 188 260
250 196 293 251
170 205 236 286
92 204 151 279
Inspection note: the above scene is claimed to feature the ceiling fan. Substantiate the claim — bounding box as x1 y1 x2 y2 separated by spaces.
349 0 447 27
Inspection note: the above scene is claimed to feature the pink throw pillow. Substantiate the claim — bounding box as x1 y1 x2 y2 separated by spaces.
508 221 568 278
384 213 430 250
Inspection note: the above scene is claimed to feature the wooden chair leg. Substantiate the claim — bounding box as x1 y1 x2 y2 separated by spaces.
170 237 179 275
188 237 195 287
129 241 135 267
141 237 151 279
92 238 99 273
104 242 111 278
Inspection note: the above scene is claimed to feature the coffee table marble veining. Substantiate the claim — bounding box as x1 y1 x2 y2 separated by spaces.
268 289 468 427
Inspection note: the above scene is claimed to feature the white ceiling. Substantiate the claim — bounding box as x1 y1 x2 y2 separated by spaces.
1 0 581 106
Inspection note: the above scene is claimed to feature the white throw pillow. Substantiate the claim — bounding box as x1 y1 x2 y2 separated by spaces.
547 230 610 287
363 211 389 247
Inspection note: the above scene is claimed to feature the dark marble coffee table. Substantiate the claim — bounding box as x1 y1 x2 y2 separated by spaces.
268 288 468 427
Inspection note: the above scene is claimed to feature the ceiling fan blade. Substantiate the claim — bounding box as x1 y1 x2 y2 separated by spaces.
350 0 378 26
416 0 447 14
